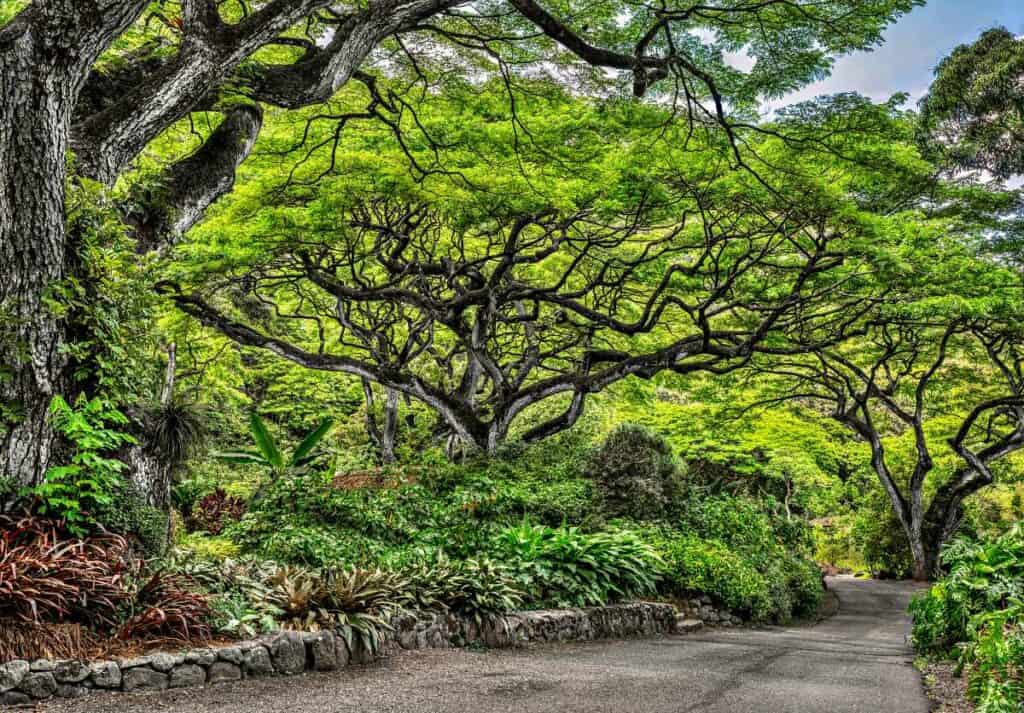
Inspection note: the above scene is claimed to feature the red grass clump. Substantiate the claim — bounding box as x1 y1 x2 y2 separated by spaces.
186 488 246 535
0 513 134 627
118 572 212 642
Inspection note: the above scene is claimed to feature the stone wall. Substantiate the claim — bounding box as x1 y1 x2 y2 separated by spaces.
676 594 743 627
0 602 677 706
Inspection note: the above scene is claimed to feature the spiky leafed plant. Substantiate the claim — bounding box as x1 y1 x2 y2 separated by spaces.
118 572 212 642
217 414 333 479
142 396 208 469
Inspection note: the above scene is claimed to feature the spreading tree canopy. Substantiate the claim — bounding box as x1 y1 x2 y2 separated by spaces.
0 0 921 488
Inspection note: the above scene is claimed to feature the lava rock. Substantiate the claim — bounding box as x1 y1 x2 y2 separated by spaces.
122 667 169 692
89 661 121 689
243 645 274 677
56 683 89 698
207 662 242 684
17 671 57 699
216 646 244 665
54 659 90 683
169 664 206 689
269 631 306 675
149 653 183 673
29 659 55 672
308 631 338 671
185 649 218 666
0 691 31 706
0 660 29 692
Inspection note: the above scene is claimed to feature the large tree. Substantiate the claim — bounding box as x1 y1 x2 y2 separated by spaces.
0 0 920 488
749 101 1024 578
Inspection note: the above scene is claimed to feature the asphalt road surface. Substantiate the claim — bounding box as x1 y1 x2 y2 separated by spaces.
45 576 930 713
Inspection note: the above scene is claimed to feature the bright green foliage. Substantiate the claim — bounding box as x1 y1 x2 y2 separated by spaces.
496 522 661 608
919 27 1024 180
910 526 1024 712
660 536 772 619
654 495 822 622
402 553 524 622
216 413 332 478
25 396 135 534
226 431 601 567
585 424 682 521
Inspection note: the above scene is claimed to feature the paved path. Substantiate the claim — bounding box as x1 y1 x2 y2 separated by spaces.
47 577 929 713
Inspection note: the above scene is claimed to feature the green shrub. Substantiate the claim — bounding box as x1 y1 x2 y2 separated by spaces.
91 483 169 557
585 423 681 521
175 533 242 561
659 535 772 620
910 525 1024 712
496 521 661 608
666 495 822 622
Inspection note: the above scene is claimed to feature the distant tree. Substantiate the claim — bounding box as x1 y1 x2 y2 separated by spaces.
918 27 1024 179
757 316 1024 580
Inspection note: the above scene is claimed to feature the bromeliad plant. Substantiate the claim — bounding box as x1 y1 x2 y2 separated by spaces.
216 413 333 480
0 513 134 627
266 565 406 654
402 552 524 622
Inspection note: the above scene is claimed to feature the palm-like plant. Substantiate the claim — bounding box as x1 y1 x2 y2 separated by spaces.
217 414 333 479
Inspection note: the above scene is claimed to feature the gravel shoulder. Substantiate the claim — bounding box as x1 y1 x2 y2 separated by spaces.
41 577 930 713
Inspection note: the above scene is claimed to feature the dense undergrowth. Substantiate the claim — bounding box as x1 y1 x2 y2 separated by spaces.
0 417 823 660
910 525 1024 713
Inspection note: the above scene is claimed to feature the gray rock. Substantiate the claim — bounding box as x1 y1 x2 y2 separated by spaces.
242 645 274 677
54 659 90 683
56 683 89 698
17 671 57 699
308 631 338 671
0 691 31 706
269 631 306 675
169 664 206 689
206 662 241 685
216 646 244 665
29 659 55 672
89 661 122 689
122 667 169 692
119 655 153 669
184 649 218 666
0 660 29 692
149 652 183 673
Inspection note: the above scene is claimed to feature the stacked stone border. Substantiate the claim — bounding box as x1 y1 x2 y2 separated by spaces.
0 602 677 705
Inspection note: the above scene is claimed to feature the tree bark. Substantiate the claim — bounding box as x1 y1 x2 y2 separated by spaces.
0 3 147 488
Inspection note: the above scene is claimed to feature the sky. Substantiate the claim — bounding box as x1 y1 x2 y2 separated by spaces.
764 0 1024 113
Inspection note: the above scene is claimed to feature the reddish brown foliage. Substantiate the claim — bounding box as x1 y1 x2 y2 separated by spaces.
118 572 212 642
0 514 135 627
186 488 246 535
0 620 98 661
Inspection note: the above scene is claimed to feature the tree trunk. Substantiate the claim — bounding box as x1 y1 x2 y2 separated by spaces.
362 379 399 464
907 530 942 582
0 19 79 488
125 344 177 510
1 4 147 488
